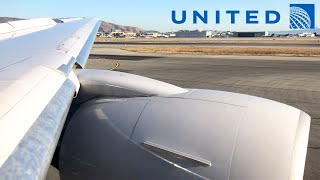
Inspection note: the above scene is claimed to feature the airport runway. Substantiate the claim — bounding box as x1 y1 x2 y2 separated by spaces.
94 41 320 48
87 52 320 180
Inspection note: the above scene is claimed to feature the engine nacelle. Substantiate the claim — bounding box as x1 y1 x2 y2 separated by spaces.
74 69 188 102
59 69 310 180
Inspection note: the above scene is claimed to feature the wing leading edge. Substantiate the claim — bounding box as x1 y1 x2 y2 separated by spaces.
0 18 101 179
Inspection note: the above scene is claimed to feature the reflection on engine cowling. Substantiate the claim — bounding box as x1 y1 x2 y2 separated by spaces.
59 69 310 180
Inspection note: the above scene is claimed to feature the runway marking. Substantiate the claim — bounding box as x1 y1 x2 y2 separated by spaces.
109 60 120 71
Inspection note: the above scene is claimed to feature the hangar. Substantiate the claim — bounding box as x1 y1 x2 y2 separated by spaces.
232 31 266 37
175 30 212 38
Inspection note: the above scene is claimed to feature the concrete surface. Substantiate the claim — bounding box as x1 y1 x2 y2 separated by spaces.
87 48 320 180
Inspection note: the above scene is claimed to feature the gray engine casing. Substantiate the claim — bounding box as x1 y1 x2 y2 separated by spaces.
59 70 310 180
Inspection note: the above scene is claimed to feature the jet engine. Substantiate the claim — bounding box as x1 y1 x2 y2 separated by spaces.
59 69 310 180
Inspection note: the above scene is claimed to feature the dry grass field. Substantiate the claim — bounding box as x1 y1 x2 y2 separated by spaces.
96 37 320 45
121 46 320 57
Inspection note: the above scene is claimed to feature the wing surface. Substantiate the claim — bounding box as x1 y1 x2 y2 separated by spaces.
0 17 101 179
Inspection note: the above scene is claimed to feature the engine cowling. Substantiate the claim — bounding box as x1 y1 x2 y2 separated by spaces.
59 69 310 180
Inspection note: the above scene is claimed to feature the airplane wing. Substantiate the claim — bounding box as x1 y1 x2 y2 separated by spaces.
0 17 311 180
0 18 100 179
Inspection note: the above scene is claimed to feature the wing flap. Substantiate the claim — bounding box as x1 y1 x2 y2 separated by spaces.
0 18 57 41
5 18 56 33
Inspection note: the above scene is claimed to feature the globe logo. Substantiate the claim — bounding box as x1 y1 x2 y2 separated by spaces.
290 4 315 29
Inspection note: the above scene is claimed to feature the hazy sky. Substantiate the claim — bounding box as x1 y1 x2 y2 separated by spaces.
1 0 319 32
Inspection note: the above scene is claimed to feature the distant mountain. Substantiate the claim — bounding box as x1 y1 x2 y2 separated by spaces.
0 17 144 33
0 17 24 23
99 21 144 33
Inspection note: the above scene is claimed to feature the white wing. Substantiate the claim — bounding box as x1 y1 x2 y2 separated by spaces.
0 17 311 180
0 18 100 179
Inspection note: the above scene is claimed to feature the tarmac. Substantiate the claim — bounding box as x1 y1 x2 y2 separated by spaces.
87 47 320 180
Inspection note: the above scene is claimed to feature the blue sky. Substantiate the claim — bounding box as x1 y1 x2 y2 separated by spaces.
1 0 319 32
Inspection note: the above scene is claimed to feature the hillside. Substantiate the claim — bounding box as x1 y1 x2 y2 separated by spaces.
99 21 144 33
0 17 144 33
0 17 24 23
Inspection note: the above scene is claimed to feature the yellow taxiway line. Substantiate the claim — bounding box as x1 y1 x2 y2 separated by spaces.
109 60 120 71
